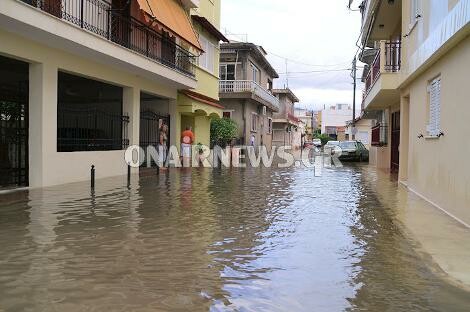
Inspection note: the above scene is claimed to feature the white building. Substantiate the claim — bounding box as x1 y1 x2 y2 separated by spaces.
321 104 354 139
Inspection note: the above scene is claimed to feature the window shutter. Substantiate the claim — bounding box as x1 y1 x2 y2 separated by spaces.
427 77 441 136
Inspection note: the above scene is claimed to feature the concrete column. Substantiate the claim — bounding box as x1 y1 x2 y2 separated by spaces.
399 97 410 183
29 62 58 188
168 98 178 147
123 87 140 173
194 115 210 146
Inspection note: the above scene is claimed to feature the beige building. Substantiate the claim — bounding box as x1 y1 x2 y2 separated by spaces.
176 0 228 148
0 0 202 188
218 42 280 149
272 89 301 148
359 0 470 226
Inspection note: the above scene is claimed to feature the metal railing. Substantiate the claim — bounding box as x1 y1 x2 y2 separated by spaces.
219 80 280 110
371 123 388 146
21 0 197 77
57 107 129 152
363 40 401 98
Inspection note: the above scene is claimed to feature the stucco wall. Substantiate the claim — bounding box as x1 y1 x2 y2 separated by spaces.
401 36 470 225
1 29 178 188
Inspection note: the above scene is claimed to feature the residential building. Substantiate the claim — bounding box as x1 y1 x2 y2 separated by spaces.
176 0 228 147
272 89 301 149
345 118 374 149
321 104 354 139
218 42 280 149
294 108 316 140
359 0 470 226
0 0 201 188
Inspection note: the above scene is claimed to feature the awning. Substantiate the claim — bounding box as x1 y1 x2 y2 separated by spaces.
178 90 224 117
136 0 202 51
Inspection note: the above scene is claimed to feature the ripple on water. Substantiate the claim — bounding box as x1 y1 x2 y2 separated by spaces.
0 166 469 311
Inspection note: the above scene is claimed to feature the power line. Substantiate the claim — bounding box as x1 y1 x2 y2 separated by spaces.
278 68 352 75
268 51 352 68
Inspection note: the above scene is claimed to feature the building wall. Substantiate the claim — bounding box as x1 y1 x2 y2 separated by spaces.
221 98 274 149
321 105 353 134
400 36 470 225
0 29 178 188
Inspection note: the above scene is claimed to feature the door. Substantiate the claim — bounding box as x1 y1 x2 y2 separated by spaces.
0 56 29 188
391 111 400 172
44 0 62 17
140 110 170 167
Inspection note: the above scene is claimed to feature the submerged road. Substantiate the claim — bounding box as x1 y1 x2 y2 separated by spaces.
0 164 469 311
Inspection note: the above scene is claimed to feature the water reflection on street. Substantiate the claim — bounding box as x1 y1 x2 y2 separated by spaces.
1 165 469 311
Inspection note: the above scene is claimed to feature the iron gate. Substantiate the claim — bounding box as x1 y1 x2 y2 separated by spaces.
140 110 170 167
0 84 29 188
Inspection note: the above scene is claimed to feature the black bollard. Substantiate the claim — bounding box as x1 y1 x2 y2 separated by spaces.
91 165 95 189
127 164 131 185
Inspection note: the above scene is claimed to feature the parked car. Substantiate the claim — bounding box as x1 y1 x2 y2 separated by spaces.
324 140 341 155
338 141 369 162
325 140 340 148
312 139 322 147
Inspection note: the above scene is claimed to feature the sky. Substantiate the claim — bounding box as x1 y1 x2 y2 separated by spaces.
220 0 365 111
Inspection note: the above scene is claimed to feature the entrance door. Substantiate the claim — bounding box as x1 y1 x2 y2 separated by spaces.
0 56 29 188
140 111 170 167
391 111 400 172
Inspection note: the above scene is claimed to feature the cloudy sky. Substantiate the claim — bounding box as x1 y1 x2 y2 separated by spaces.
221 0 364 111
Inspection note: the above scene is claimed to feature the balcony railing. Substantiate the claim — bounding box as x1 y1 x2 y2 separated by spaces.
219 80 280 110
371 123 388 146
364 41 401 97
21 0 197 77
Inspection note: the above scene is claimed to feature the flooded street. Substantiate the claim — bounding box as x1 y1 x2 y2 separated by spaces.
1 165 469 311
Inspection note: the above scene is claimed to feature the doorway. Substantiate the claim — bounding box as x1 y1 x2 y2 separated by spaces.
0 56 29 188
391 111 400 173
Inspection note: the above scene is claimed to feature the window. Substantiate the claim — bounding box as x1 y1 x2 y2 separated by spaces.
57 72 128 152
267 117 273 134
251 62 260 84
427 76 441 137
223 111 233 119
410 0 421 26
198 35 215 73
251 113 259 132
267 79 273 91
220 64 235 80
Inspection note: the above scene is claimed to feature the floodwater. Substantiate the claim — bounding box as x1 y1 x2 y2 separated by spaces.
0 165 469 311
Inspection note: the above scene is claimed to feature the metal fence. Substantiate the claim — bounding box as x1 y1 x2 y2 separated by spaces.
57 107 129 152
21 0 197 77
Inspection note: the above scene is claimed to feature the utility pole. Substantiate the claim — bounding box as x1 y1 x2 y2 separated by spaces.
352 57 357 140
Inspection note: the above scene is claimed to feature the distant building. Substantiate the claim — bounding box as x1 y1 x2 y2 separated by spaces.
218 42 279 149
345 118 374 149
321 104 353 139
272 89 302 149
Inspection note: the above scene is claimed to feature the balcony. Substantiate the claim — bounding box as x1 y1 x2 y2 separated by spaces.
362 41 401 110
371 123 388 146
18 0 197 77
219 80 280 112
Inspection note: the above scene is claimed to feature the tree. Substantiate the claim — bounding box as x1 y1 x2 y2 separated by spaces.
210 118 238 147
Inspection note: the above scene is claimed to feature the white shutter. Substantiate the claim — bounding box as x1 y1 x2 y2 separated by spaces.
427 77 441 136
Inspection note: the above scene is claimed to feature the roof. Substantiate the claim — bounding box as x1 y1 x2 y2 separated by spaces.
220 42 279 78
180 90 224 109
191 15 229 43
136 0 202 51
272 88 300 103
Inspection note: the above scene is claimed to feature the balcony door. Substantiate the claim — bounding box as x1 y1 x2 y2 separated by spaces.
111 0 131 47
